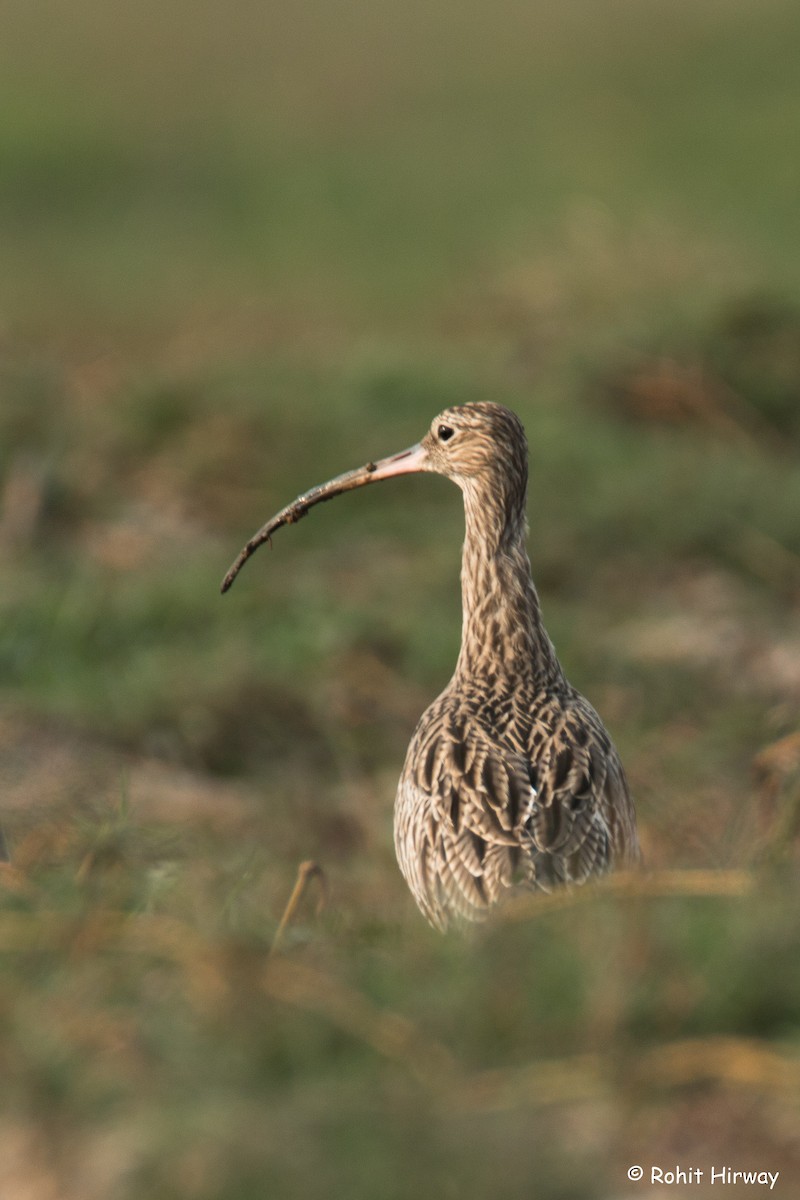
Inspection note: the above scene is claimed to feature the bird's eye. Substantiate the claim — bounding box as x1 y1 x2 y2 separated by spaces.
437 425 455 442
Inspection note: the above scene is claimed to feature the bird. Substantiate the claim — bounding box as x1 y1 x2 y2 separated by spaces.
222 402 640 930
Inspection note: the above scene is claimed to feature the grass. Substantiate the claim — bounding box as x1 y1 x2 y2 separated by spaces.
2 0 800 1196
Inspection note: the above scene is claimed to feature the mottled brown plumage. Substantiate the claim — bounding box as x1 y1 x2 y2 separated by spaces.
223 402 640 929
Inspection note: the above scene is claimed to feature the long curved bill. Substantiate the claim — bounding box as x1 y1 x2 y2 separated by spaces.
221 442 428 593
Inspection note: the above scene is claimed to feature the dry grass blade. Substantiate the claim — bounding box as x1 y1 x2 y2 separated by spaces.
638 1036 800 1093
457 1038 800 1114
270 859 328 955
496 868 754 923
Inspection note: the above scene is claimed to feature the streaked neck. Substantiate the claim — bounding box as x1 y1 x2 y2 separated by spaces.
454 480 563 687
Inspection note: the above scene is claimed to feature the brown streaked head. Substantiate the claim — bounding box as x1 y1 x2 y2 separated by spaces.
419 402 528 489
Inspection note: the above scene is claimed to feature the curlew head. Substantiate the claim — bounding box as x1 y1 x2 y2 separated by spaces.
221 402 528 592
419 402 528 488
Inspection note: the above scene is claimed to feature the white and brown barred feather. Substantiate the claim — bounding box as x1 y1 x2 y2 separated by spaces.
395 687 637 930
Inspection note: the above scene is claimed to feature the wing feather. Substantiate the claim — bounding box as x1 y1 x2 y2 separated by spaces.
395 693 636 929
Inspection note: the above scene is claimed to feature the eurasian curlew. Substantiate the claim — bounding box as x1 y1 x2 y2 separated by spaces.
222 403 640 929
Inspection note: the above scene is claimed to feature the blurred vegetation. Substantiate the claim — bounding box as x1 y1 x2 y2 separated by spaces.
1 1 800 1197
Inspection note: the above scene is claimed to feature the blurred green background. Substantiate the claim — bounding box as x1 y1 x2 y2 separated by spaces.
1 1 800 1196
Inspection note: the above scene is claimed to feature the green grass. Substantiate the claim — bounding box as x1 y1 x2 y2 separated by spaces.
2 1 800 1196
